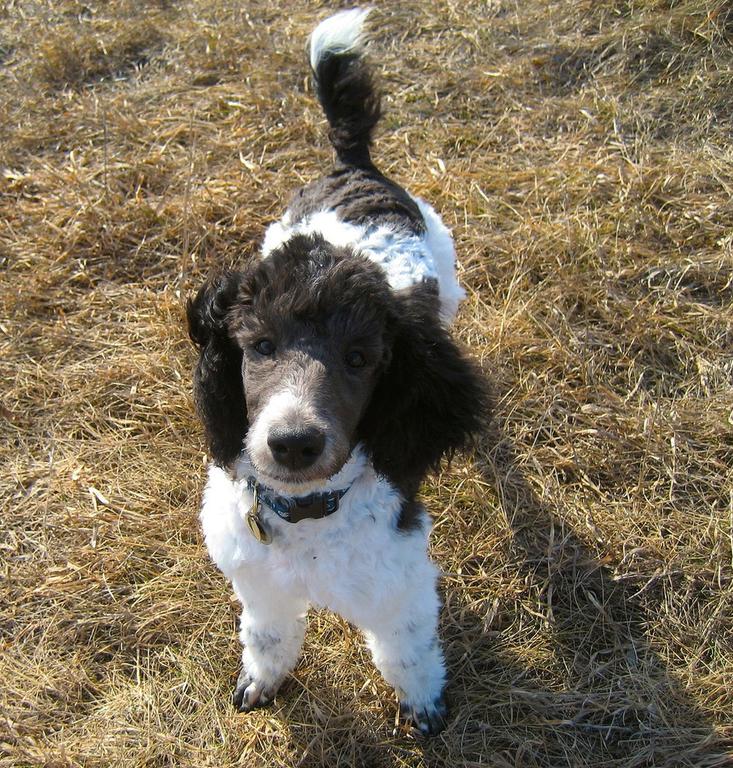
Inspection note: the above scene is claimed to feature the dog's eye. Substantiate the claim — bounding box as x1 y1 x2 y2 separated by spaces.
345 350 366 368
254 339 276 356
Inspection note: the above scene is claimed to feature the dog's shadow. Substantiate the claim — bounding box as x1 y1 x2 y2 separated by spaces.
418 425 728 767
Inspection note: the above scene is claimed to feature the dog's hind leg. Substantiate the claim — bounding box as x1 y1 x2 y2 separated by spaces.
230 568 308 712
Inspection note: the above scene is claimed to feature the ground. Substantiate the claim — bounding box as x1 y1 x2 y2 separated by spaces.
1 1 731 766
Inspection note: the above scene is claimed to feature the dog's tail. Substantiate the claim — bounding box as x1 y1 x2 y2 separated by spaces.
309 8 380 167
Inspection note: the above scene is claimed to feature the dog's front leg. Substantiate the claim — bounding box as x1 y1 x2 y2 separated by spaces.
364 617 447 735
230 568 307 712
358 573 447 736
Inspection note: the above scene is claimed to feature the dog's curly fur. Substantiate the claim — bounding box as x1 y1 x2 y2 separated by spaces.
187 8 489 735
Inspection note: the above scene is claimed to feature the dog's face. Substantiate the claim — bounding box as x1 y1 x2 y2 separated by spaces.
230 238 392 485
188 233 487 491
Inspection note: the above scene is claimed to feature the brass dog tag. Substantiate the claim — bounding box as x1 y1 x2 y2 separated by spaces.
246 497 272 545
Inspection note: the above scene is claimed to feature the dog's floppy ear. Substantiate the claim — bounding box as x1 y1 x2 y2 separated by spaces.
187 271 247 467
358 279 489 488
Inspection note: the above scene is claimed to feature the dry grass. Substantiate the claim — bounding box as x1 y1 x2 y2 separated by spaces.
1 0 732 766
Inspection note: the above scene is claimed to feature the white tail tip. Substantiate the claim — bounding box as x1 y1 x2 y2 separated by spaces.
309 8 371 72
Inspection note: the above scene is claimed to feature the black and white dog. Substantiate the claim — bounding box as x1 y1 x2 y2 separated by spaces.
187 8 487 735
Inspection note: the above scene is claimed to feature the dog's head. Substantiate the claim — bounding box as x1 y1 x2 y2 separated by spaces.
187 233 488 492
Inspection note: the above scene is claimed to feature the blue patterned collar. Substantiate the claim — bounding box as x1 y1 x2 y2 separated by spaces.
246 476 351 524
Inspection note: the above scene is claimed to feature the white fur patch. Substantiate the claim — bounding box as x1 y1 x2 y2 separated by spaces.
262 197 465 325
309 8 370 72
414 198 466 323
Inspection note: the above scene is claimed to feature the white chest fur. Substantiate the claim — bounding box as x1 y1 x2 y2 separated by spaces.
199 453 435 627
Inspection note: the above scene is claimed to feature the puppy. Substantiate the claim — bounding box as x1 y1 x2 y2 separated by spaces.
187 8 487 735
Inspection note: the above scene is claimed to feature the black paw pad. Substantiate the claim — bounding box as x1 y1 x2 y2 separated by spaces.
232 670 274 712
398 694 448 736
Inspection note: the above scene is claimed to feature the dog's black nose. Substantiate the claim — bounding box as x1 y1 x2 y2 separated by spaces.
267 426 325 470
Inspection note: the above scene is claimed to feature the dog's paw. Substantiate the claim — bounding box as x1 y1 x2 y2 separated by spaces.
232 669 278 712
398 695 448 737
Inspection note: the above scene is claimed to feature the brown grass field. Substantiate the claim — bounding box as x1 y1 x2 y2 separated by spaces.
1 1 732 766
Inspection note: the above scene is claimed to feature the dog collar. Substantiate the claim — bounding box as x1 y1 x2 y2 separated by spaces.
244 476 350 544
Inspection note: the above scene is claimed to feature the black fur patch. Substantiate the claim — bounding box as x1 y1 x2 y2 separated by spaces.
287 164 426 235
313 50 380 167
357 279 490 487
397 497 426 532
187 272 248 467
